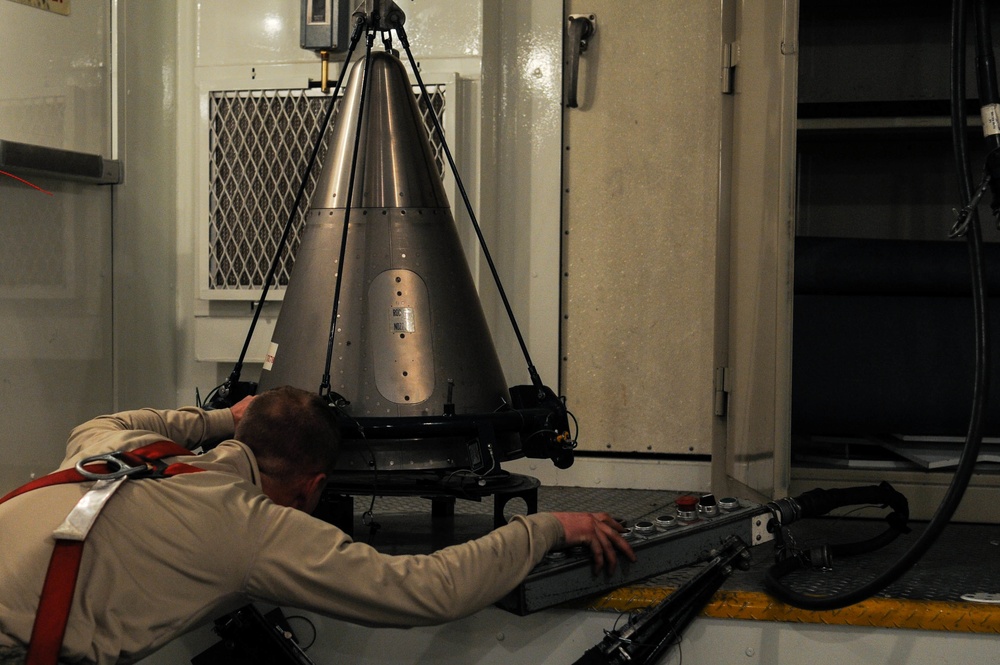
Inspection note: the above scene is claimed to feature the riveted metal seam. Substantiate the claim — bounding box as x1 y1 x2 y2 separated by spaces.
584 587 1000 633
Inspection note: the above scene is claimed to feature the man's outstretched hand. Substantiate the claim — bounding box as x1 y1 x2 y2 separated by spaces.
551 512 637 575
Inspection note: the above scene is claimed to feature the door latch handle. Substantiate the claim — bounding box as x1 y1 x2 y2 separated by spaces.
565 14 596 108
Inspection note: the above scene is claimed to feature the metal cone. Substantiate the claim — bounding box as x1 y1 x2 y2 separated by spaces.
257 51 517 472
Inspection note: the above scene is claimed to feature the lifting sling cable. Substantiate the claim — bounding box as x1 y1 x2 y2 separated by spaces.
0 442 204 665
320 28 376 398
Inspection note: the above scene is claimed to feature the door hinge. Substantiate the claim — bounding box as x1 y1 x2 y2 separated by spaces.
714 366 731 416
722 41 739 94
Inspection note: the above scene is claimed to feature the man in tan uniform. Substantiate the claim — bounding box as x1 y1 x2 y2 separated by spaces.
0 386 634 664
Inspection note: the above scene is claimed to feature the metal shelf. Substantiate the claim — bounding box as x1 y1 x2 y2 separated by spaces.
798 115 980 132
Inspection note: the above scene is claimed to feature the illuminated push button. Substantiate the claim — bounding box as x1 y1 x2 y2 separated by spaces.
675 495 699 522
654 515 677 530
699 494 719 518
719 497 741 512
633 520 656 535
545 550 569 561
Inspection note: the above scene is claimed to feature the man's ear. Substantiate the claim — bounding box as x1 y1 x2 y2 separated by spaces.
305 472 327 498
299 472 328 513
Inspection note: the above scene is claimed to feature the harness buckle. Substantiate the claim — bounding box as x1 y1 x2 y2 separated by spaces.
75 452 152 481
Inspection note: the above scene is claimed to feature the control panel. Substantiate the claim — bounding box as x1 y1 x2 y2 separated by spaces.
498 494 774 615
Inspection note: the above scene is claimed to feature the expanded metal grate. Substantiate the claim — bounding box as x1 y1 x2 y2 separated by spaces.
207 84 446 292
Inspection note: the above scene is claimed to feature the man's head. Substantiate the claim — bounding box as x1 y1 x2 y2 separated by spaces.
234 385 340 512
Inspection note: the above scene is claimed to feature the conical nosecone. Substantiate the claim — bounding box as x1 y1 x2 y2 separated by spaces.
313 51 450 209
257 51 518 472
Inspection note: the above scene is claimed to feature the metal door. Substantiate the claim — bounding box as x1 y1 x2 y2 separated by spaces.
722 1 798 500
561 1 735 460
559 1 798 501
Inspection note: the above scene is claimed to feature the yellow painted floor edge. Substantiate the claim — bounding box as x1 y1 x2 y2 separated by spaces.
585 587 1000 633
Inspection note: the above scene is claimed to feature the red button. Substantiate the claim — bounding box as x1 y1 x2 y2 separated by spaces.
675 495 699 510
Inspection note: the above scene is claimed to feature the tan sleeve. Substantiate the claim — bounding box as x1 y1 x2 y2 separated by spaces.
63 407 235 462
246 508 565 627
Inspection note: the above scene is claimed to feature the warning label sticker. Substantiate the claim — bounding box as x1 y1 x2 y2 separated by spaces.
262 341 278 371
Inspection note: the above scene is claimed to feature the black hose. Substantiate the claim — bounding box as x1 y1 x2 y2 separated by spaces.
764 0 990 610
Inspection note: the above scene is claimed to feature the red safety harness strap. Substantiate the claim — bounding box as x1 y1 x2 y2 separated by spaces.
25 541 83 665
0 441 204 665
0 441 202 504
0 469 91 505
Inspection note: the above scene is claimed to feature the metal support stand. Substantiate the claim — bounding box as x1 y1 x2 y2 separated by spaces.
431 496 455 520
493 480 539 529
